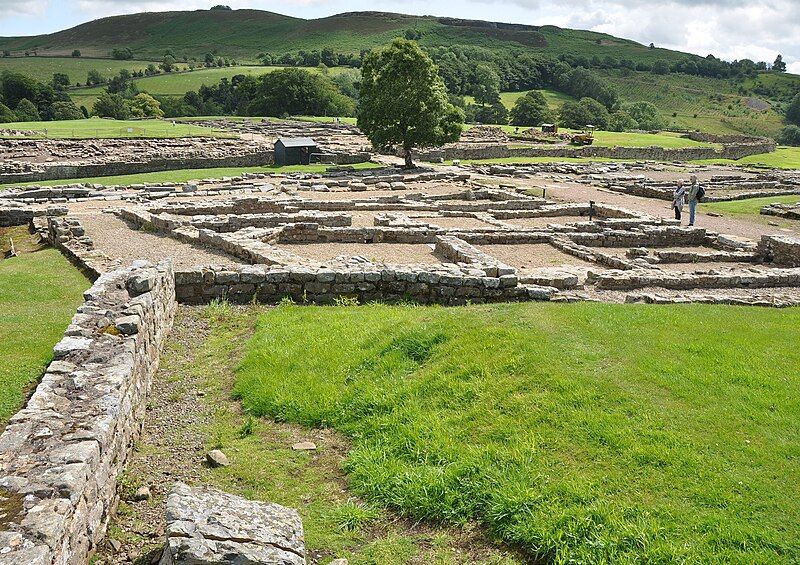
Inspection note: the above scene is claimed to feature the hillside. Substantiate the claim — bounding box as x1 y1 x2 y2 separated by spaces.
0 8 701 64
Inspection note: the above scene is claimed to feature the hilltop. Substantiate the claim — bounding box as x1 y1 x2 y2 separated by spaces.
0 8 701 63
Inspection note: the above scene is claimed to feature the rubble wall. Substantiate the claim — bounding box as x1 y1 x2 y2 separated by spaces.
418 140 776 162
0 263 176 564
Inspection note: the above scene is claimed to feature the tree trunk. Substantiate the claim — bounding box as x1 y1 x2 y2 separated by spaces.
404 149 414 169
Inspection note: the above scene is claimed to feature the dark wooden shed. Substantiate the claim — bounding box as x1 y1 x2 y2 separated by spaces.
274 137 317 166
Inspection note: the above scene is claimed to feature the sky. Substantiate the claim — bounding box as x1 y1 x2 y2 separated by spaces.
1 0 798 73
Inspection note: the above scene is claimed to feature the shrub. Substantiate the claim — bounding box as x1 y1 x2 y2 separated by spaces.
786 93 800 126
472 102 509 125
559 97 609 129
778 125 800 146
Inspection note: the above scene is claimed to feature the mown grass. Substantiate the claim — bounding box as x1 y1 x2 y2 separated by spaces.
0 227 88 425
0 161 381 189
235 301 800 564
0 117 233 139
692 147 800 170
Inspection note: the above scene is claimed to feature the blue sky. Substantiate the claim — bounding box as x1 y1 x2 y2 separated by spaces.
1 0 798 73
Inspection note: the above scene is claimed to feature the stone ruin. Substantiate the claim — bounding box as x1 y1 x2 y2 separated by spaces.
2 136 800 563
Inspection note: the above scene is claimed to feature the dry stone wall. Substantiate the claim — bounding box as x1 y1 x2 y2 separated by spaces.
0 262 176 565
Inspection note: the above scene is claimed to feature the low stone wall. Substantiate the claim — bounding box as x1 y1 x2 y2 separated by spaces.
174 264 555 306
592 266 800 290
758 235 800 267
0 262 176 564
0 202 34 227
418 140 776 163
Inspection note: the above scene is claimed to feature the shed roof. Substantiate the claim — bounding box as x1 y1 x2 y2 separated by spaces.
276 137 316 147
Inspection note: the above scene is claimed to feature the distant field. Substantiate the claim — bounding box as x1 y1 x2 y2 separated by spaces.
0 227 88 425
0 56 156 85
236 301 800 563
0 117 233 139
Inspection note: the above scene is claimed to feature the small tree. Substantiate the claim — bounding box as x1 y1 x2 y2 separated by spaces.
608 110 638 132
626 101 666 130
92 92 131 119
51 73 70 90
50 101 85 121
473 102 508 125
559 97 609 130
14 98 40 121
358 38 463 168
71 49 81 58
773 54 787 72
86 69 104 86
160 55 176 73
129 93 164 118
651 60 670 75
786 93 800 126
509 91 553 126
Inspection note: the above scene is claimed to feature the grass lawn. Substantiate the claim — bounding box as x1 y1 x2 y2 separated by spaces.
704 195 800 217
446 156 619 165
0 162 381 188
692 147 800 170
235 301 800 563
0 117 233 139
0 227 89 425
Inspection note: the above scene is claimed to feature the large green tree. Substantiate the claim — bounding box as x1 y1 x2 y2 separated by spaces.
92 92 130 119
358 38 463 168
509 91 553 126
626 101 666 130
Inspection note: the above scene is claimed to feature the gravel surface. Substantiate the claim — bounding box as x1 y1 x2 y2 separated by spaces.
78 213 247 269
476 243 597 270
276 242 448 264
503 215 589 228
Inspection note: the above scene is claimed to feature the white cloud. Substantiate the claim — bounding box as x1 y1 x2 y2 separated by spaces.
0 0 49 19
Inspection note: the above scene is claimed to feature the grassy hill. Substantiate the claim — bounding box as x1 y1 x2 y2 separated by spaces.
0 8 706 63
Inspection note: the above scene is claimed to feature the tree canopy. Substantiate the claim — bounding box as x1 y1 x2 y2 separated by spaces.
358 38 463 168
509 91 553 126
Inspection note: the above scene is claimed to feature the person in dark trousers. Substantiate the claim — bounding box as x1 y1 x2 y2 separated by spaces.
687 174 701 226
673 179 686 222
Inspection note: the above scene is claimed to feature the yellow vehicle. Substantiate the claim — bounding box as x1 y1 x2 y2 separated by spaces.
571 125 596 146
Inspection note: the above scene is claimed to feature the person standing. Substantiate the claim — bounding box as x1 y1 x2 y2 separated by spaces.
687 174 701 226
673 179 686 222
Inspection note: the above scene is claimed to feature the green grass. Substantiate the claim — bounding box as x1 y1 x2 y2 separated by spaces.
235 301 800 563
0 162 381 188
0 228 88 425
702 195 800 229
0 117 233 139
151 304 522 564
0 56 156 84
692 147 800 170
446 156 617 165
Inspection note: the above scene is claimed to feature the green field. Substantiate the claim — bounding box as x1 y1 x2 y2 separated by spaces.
0 227 88 425
703 195 800 227
0 117 233 139
235 301 800 563
0 56 156 84
0 162 381 189
692 147 800 170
